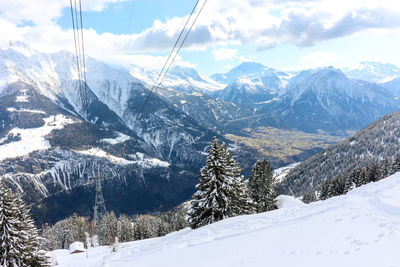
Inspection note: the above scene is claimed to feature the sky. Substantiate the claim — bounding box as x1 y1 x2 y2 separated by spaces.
1 0 400 75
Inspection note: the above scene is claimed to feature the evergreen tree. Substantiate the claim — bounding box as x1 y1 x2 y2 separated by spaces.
187 137 252 229
366 163 380 182
117 215 134 243
133 215 159 240
392 153 400 174
302 190 317 204
0 180 48 266
380 158 392 179
98 211 117 246
14 193 48 266
0 180 23 266
248 160 277 212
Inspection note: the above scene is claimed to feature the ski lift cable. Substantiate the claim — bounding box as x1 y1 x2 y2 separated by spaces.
69 0 89 119
154 0 208 97
73 0 83 88
78 0 89 117
136 0 202 119
69 0 83 99
127 0 136 33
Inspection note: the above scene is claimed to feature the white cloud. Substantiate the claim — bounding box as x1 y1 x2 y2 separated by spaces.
1 0 400 70
115 0 400 52
0 0 127 25
212 48 238 61
300 51 343 68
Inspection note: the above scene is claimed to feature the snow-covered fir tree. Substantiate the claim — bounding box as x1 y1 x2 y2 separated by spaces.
0 180 48 266
187 137 252 229
248 160 277 212
14 193 48 266
98 211 117 246
392 153 400 173
117 215 134 243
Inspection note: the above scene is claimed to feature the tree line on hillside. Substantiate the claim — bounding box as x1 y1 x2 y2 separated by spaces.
40 207 188 250
302 153 400 203
280 111 400 197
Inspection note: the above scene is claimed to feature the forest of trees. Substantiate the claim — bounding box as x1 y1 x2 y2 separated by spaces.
40 206 188 250
302 153 400 203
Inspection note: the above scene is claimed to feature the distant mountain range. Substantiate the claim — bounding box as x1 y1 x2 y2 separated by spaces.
343 61 400 83
1 41 400 223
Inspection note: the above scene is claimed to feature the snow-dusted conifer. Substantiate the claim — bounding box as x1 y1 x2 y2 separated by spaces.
302 190 317 203
117 215 134 243
0 180 48 266
380 159 392 179
98 211 117 246
133 215 160 240
248 160 277 212
366 163 380 182
392 153 400 173
14 193 48 266
392 153 400 174
0 180 24 266
187 137 250 229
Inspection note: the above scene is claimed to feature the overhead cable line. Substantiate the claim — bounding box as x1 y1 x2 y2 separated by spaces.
127 0 136 33
78 0 89 117
136 0 207 119
69 0 89 119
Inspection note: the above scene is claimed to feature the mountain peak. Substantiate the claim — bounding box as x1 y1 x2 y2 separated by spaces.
211 61 270 84
343 61 400 83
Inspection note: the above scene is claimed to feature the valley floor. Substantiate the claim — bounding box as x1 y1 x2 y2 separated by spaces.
52 172 400 267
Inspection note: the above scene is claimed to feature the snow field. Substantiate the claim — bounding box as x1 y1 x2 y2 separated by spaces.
73 149 170 167
53 172 400 267
0 115 76 161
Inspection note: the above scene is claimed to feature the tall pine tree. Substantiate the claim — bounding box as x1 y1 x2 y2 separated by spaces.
0 180 48 266
248 160 277 212
187 137 252 229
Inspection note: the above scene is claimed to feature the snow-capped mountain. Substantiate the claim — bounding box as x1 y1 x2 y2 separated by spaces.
129 64 225 94
257 67 400 134
211 62 292 106
53 172 400 267
0 41 229 224
211 61 269 84
343 61 400 83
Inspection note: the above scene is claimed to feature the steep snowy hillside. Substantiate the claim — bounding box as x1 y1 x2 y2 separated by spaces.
280 108 400 196
258 67 400 134
343 61 400 83
52 172 400 267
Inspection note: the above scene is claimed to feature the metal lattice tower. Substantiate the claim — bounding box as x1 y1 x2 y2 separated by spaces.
90 173 107 226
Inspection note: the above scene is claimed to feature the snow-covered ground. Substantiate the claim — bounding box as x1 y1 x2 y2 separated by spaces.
273 162 300 182
52 172 400 267
0 115 76 161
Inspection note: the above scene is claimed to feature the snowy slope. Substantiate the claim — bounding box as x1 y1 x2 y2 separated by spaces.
52 172 400 267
